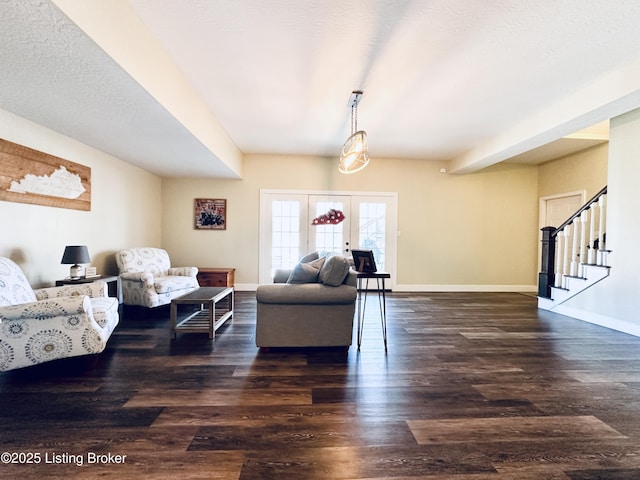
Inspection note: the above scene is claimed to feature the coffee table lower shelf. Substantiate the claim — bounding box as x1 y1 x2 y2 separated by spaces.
170 287 234 340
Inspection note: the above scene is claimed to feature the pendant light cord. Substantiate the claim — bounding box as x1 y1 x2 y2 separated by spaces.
351 103 357 135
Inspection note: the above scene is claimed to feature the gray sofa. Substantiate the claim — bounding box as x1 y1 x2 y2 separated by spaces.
255 253 357 348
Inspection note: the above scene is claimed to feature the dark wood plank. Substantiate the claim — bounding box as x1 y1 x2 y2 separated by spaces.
2 291 640 479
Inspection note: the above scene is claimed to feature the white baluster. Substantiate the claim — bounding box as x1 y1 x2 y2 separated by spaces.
554 230 564 288
570 218 580 277
578 210 588 276
596 194 606 265
562 224 571 288
587 205 596 265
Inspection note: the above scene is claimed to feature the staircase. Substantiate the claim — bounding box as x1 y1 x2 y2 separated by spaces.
538 264 610 310
538 186 610 311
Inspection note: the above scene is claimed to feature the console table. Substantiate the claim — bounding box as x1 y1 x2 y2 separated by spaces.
356 272 391 351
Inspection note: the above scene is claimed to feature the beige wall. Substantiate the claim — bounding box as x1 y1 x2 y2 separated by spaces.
1 107 558 293
162 154 540 290
538 143 608 199
0 109 162 287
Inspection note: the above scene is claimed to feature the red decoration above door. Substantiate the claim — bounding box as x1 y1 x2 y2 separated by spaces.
311 209 345 225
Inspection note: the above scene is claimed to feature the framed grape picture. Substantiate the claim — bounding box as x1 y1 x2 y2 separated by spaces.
194 198 226 230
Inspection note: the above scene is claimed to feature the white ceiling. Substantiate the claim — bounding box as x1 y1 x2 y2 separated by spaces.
2 0 640 178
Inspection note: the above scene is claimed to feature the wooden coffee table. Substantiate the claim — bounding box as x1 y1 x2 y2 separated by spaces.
170 287 234 339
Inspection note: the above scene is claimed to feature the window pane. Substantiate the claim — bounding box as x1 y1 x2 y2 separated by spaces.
358 202 386 271
271 200 301 271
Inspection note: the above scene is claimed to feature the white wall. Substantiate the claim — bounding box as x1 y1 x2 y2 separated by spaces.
557 107 640 336
0 108 162 287
162 154 540 291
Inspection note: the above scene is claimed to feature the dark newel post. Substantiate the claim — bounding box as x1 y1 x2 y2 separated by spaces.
538 226 556 298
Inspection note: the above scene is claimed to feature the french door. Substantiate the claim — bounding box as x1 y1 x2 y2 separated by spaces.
259 190 397 287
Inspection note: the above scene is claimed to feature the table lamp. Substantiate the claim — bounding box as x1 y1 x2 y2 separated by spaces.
61 245 90 279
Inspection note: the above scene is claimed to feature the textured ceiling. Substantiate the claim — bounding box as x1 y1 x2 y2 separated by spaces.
0 0 238 177
2 0 640 178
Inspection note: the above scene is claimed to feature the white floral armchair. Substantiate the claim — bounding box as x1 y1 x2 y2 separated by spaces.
0 257 119 371
115 248 199 308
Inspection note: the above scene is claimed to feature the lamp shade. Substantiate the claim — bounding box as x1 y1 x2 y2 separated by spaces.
61 245 90 265
339 130 370 174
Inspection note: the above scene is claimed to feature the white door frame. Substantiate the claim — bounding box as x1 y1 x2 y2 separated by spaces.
259 189 398 288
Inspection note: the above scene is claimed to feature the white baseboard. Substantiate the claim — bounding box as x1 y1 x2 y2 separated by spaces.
551 304 640 338
393 284 537 293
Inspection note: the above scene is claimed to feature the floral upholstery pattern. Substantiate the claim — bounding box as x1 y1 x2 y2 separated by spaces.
115 248 199 308
0 257 119 371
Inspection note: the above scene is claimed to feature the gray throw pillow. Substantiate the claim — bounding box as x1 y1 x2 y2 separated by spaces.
286 257 325 284
298 251 320 263
318 254 350 286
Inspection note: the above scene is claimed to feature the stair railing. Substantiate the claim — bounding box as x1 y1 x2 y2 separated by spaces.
538 186 607 298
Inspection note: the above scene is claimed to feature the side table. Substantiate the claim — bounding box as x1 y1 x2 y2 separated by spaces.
197 268 235 287
55 275 123 304
356 271 391 351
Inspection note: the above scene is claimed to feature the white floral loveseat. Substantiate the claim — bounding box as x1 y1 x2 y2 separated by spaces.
115 248 199 308
0 257 119 371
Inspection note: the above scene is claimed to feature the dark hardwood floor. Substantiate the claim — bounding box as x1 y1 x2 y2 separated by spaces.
2 291 640 479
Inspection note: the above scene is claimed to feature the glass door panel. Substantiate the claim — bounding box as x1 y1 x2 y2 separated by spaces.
259 193 308 284
271 200 302 270
350 195 397 286
308 195 351 256
355 200 387 272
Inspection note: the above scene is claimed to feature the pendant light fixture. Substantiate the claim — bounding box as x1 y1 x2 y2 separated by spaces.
339 90 369 174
